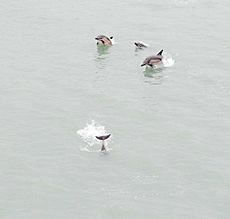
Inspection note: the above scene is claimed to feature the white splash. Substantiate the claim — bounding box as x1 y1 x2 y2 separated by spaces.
77 120 111 152
162 52 175 67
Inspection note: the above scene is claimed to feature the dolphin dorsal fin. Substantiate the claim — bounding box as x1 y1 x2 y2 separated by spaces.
157 49 163 56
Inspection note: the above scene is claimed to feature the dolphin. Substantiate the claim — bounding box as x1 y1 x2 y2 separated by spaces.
95 134 111 152
95 35 113 46
141 50 164 67
134 41 148 49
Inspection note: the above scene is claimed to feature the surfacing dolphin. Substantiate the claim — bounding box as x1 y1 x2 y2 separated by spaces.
141 50 164 67
95 134 111 152
95 35 113 46
134 41 148 49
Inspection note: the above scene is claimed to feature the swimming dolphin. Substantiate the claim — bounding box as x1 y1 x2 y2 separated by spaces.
95 35 113 46
134 41 148 49
96 134 111 152
141 50 164 67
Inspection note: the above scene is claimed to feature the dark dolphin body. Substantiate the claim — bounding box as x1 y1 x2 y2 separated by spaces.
95 134 111 152
141 50 164 67
134 41 148 49
95 35 113 46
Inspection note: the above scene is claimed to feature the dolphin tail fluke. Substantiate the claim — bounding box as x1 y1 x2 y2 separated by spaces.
157 49 163 56
96 134 111 141
141 63 146 67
